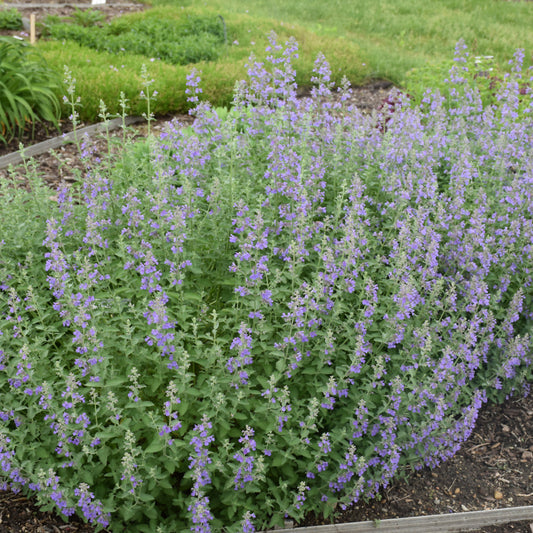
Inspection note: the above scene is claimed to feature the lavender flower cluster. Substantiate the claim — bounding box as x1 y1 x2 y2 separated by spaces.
0 35 532 532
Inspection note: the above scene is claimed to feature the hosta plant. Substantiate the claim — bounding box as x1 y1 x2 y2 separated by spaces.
0 36 62 145
0 36 532 532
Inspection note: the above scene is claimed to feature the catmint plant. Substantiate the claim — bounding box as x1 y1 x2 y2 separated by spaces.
0 35 532 532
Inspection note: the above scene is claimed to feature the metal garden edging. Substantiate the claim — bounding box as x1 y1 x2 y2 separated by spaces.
263 505 533 533
0 116 144 170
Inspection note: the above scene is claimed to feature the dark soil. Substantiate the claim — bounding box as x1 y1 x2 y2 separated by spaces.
298 393 533 533
1 3 532 532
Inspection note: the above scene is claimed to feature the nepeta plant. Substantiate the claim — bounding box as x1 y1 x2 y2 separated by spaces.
405 43 532 119
0 34 532 532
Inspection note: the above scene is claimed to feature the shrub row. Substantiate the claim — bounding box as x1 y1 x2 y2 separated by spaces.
46 13 226 66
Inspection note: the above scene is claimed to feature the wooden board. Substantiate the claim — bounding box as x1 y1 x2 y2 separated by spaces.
264 505 533 533
0 116 144 170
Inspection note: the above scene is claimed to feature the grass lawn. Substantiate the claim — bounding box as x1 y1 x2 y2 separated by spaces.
154 0 533 82
33 0 533 121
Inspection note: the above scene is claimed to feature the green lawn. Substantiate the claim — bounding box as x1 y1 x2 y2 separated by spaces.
36 0 533 120
147 0 533 83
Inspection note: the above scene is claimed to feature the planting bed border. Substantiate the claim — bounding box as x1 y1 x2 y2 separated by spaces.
0 115 144 169
265 505 533 533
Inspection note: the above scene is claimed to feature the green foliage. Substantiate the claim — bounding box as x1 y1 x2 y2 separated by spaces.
40 8 105 34
46 12 226 66
21 0 533 125
38 14 62 37
0 36 62 145
0 7 22 30
404 51 532 117
159 0 533 83
37 6 368 122
39 40 191 121
68 7 106 27
0 41 532 531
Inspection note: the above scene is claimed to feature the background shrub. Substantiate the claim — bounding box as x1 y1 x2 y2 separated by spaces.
39 7 365 122
68 7 106 27
38 5 369 122
0 7 22 30
0 38 532 532
46 12 226 66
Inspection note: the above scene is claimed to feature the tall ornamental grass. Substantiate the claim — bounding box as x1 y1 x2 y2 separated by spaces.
0 36 532 532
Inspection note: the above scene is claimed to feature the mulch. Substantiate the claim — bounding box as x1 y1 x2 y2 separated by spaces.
299 393 533 533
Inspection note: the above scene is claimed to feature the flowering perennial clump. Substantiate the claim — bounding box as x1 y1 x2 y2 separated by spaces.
0 35 532 532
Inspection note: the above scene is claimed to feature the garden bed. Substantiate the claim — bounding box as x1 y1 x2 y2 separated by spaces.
0 3 533 533
0 0 146 29
0 392 531 532
0 80 532 533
